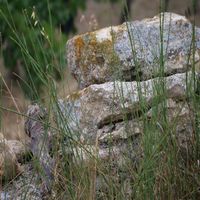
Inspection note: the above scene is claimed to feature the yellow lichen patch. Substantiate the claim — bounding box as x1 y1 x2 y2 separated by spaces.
73 30 120 84
74 36 85 60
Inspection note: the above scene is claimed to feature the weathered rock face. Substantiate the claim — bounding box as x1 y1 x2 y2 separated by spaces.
67 12 200 88
58 72 191 143
58 12 200 196
16 12 199 198
57 71 196 171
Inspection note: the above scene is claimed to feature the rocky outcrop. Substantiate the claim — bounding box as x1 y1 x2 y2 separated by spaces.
57 72 196 176
58 72 191 143
58 12 200 196
67 12 200 88
3 12 198 199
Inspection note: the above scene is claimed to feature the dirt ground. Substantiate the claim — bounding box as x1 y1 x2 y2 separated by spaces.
1 0 200 140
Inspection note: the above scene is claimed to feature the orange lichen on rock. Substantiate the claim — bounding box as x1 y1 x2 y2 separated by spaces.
74 36 85 60
71 30 120 87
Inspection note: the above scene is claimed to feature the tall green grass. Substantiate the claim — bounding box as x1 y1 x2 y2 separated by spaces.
0 0 200 199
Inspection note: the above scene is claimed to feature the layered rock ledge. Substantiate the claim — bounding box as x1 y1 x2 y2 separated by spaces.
58 72 192 143
60 13 200 192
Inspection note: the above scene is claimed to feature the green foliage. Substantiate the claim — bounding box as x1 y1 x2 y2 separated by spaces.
0 0 85 100
95 0 119 3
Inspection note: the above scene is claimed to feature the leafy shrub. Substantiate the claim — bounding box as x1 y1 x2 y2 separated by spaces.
0 0 85 99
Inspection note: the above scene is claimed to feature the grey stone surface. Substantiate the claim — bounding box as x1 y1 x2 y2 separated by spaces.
67 12 200 88
57 72 192 143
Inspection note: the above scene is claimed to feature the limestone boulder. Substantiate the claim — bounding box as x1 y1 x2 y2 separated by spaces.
57 72 193 143
67 12 200 88
57 96 195 179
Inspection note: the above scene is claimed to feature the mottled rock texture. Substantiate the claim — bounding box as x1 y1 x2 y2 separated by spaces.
67 12 200 88
58 72 191 143
57 71 196 168
59 12 200 195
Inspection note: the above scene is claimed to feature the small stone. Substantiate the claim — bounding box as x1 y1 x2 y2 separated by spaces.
0 133 23 182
